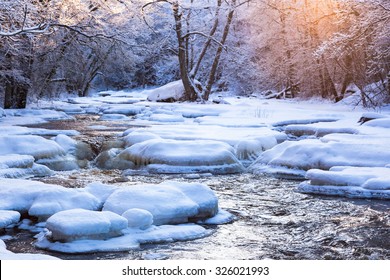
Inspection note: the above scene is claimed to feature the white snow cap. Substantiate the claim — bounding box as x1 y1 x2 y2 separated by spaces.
103 181 218 225
146 80 184 102
46 209 128 242
122 138 244 174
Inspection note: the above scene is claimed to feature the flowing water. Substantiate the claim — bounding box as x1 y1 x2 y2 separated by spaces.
3 116 390 260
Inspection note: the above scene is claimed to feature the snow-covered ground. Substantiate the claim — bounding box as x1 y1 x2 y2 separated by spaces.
0 84 389 258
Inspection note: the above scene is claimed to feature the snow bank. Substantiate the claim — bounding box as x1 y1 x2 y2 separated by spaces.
122 138 244 174
0 179 100 219
3 109 73 125
146 80 184 102
363 118 390 128
46 209 128 242
103 181 218 225
0 210 21 229
297 167 390 199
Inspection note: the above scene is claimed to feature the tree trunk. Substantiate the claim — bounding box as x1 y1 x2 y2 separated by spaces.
340 54 353 100
172 1 197 101
4 77 28 109
203 0 235 101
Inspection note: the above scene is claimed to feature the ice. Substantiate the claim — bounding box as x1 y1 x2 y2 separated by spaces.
0 239 59 260
297 167 390 199
99 114 130 121
102 105 144 116
36 223 209 254
84 182 118 208
53 134 76 153
94 148 135 170
250 138 390 173
235 137 278 162
122 138 244 174
148 113 185 123
103 181 218 225
195 116 268 128
46 209 128 242
0 179 100 219
0 125 79 137
0 155 34 169
123 131 161 147
3 108 73 126
146 80 184 102
122 209 153 229
285 125 358 138
0 210 21 229
0 162 53 179
0 135 65 160
199 209 235 225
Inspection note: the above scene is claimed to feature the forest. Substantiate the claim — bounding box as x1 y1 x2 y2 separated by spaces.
1 0 389 108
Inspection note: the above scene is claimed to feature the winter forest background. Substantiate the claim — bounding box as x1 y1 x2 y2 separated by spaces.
1 0 389 108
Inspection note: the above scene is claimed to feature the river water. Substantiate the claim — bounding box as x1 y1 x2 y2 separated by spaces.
3 116 390 260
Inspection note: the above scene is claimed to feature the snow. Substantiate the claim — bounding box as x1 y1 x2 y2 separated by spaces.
123 131 161 147
36 223 209 254
0 210 21 228
146 80 185 102
102 105 144 116
103 181 218 225
199 209 235 225
363 118 390 128
2 108 73 126
297 167 390 199
46 209 128 242
122 138 244 174
99 114 130 121
148 113 185 123
0 179 100 219
0 135 65 160
122 208 153 229
0 239 59 260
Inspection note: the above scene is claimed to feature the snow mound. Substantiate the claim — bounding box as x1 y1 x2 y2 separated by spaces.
297 167 390 199
285 125 358 138
0 135 65 159
235 137 278 162
46 209 128 242
0 179 100 219
250 138 390 174
0 155 54 179
122 208 153 229
0 210 21 229
363 118 390 128
146 80 184 102
103 181 218 225
0 239 59 260
122 138 244 174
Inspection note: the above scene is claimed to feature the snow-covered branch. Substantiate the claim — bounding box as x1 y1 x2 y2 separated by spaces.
0 23 49 37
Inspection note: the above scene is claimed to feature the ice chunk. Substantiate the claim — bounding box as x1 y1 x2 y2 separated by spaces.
46 209 128 242
122 138 244 174
0 135 65 159
199 209 235 225
0 155 34 169
122 208 153 229
53 134 76 153
84 182 118 208
148 113 185 123
0 162 53 179
235 137 278 162
0 210 21 229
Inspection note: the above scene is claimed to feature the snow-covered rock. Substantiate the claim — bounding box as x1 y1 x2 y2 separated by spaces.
102 105 144 116
122 209 153 230
122 138 244 174
103 181 218 225
0 155 54 178
0 210 21 229
46 209 128 242
123 131 161 147
0 135 65 159
94 148 135 170
297 166 390 199
250 138 390 174
99 114 130 121
0 179 100 220
146 80 185 102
